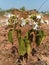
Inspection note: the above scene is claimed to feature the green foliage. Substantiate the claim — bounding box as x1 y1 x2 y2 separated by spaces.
24 37 31 55
35 30 46 46
8 16 17 25
24 29 33 55
30 14 37 20
0 10 5 16
17 29 33 56
33 16 37 20
17 29 21 42
35 34 42 45
17 29 26 56
8 25 46 57
8 29 13 44
28 29 33 42
20 6 25 11
18 38 26 56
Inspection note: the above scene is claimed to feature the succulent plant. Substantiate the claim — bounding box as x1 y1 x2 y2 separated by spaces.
8 26 45 57
17 29 26 56
24 36 31 55
18 38 26 56
17 29 33 56
8 16 18 26
24 29 33 55
8 29 13 44
35 30 46 46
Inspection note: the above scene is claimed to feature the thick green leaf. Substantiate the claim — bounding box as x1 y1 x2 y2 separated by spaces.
17 29 26 56
17 29 33 56
35 30 46 46
25 40 31 55
8 30 13 44
17 29 21 43
24 33 31 55
18 38 26 56
35 34 42 45
26 29 33 42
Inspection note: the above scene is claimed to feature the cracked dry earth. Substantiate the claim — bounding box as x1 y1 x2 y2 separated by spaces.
0 24 49 65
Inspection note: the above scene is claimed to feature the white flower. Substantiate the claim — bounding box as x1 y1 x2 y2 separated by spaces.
33 22 38 30
36 15 41 19
4 13 14 18
21 20 26 27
